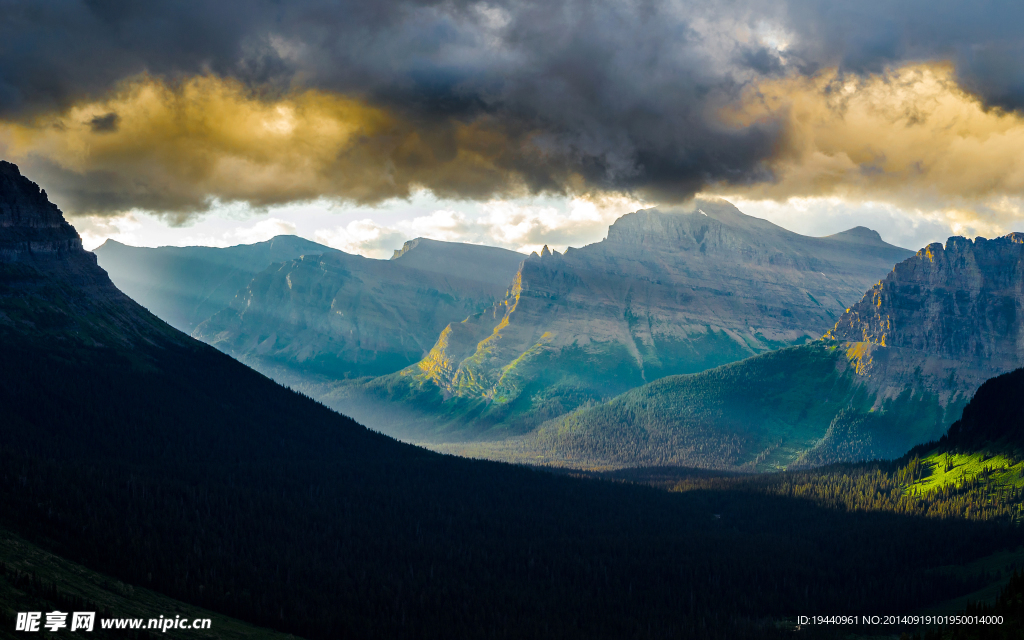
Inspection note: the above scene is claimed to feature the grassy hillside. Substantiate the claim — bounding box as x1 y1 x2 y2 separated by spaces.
891 366 1024 517
908 450 1024 497
526 342 962 470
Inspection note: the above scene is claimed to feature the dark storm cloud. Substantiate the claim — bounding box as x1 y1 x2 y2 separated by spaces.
88 112 119 132
2 0 1023 213
780 1 1024 110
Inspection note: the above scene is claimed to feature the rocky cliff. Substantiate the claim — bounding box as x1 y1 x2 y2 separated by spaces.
1 160 86 263
826 234 1024 400
351 199 911 440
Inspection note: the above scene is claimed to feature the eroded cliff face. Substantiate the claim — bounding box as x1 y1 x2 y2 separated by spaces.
829 234 1024 363
826 233 1024 405
376 199 911 438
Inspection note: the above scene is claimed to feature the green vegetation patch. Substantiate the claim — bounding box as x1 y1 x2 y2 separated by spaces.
908 449 1024 496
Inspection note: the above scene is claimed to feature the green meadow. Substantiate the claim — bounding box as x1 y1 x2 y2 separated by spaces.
908 449 1024 497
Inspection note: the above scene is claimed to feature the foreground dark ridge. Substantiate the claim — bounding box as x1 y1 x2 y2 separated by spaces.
0 160 1019 639
0 526 295 640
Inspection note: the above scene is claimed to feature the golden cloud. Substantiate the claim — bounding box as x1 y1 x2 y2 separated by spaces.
720 62 1024 216
7 64 1024 234
0 75 544 219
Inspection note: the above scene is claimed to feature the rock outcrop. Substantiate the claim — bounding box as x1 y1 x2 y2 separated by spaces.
1 160 86 263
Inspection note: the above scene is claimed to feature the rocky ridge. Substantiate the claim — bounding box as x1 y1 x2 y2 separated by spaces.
826 233 1024 401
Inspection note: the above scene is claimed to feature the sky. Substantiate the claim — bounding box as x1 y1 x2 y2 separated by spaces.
4 1 1024 256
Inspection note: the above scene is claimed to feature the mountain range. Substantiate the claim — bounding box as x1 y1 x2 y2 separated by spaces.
509 233 1024 470
89 197 921 453
329 199 911 439
9 158 1020 638
77 183 1024 472
194 237 525 379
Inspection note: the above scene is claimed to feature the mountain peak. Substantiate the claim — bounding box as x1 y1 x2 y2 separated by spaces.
0 160 84 263
605 199 810 250
1 160 64 226
391 238 420 260
825 226 885 245
259 234 335 256
0 162 181 345
96 238 126 249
